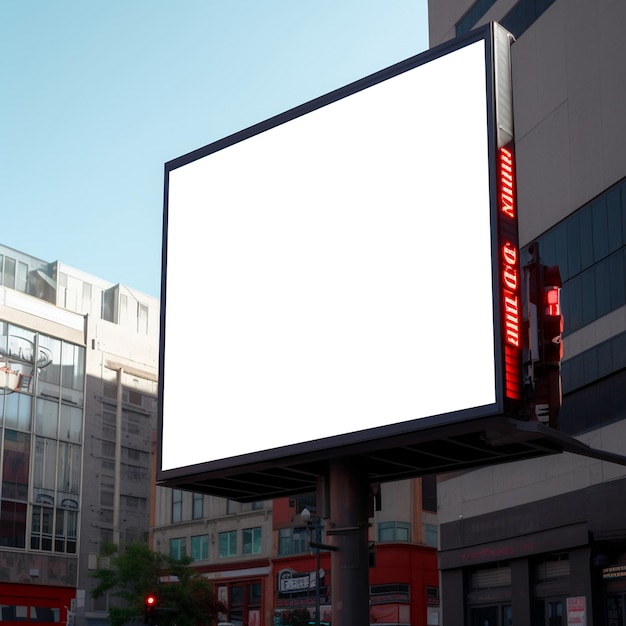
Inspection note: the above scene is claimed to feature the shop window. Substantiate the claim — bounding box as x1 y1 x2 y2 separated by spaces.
469 604 512 626
535 553 570 582
470 564 512 590
249 582 262 605
533 599 564 626
606 595 624 626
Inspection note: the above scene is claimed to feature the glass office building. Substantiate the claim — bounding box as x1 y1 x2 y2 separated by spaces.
428 1 626 624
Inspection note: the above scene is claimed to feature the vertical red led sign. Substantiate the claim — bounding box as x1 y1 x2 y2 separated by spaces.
498 145 521 403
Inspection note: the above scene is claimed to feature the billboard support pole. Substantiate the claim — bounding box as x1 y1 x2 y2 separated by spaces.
327 457 370 626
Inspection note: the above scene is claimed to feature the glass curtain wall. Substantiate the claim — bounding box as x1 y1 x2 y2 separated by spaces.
0 320 84 553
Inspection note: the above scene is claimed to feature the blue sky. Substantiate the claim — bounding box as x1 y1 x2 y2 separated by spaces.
1 1 428 298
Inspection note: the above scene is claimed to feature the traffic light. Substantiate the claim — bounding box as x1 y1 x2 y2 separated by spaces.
525 244 564 427
145 594 157 625
538 265 563 367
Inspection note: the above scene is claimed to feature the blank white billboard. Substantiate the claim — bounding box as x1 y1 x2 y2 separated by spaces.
160 27 514 477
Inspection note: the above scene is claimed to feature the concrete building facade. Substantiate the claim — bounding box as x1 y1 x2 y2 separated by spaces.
0 244 159 626
428 1 626 624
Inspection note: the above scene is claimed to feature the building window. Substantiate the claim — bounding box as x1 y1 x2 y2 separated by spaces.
16 261 28 293
3 256 16 289
59 404 82 443
421 474 437 512
191 534 209 561
0 500 27 548
4 392 32 432
57 441 81 498
470 564 512 590
278 527 307 556
219 530 237 558
54 507 78 553
535 553 570 582
530 178 626 338
170 537 187 560
192 492 203 520
242 527 262 555
30 504 53 551
191 535 209 561
423 523 438 547
138 304 149 335
172 489 182 523
33 437 57 500
378 521 410 542
2 430 30 500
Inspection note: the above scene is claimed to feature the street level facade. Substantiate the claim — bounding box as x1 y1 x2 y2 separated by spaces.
152 478 440 625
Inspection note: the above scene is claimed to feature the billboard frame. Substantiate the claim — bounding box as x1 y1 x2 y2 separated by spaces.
157 22 534 500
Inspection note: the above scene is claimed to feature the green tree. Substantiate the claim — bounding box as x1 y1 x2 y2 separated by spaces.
91 541 224 626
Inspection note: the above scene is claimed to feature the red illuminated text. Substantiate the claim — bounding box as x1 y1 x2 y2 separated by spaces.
499 147 515 219
502 242 520 348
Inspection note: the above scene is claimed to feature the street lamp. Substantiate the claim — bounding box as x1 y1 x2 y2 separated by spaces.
301 508 321 626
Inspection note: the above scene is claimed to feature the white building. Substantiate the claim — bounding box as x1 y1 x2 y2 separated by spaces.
0 243 159 626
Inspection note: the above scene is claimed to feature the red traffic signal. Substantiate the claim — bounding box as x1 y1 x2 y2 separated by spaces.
145 594 157 624
540 267 563 366
525 244 564 427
